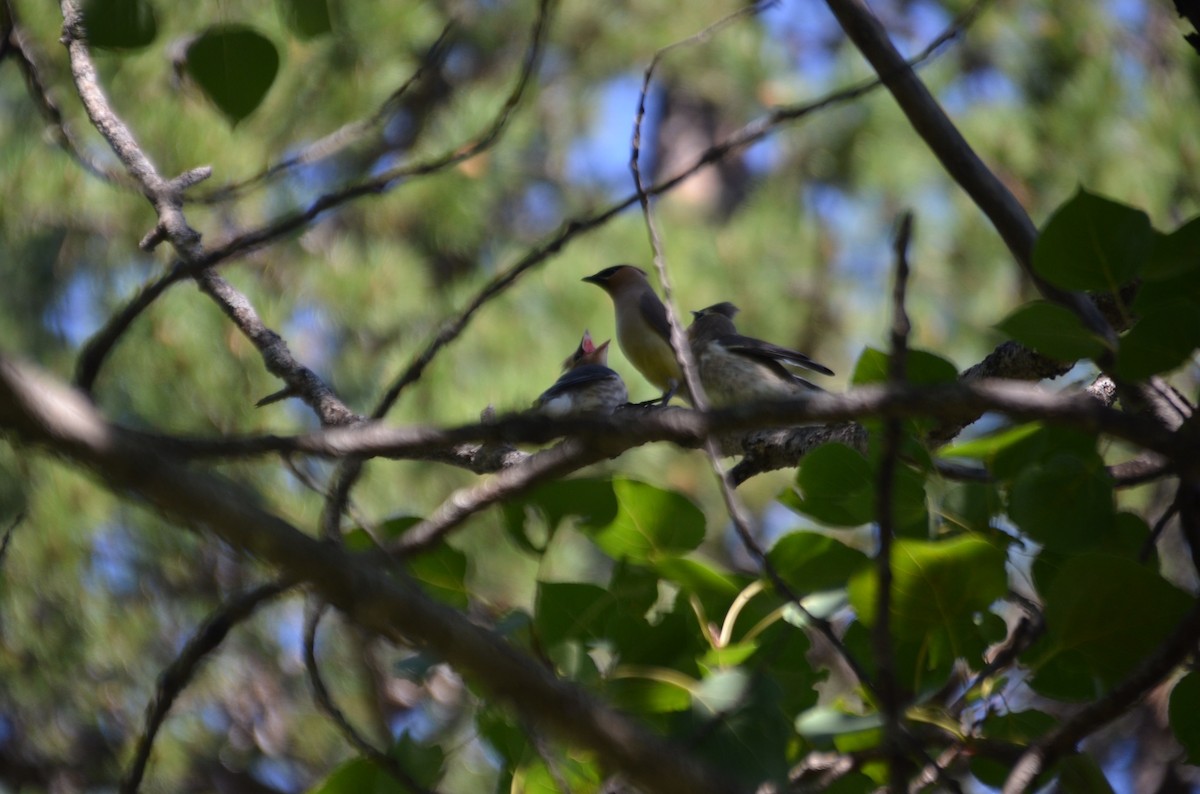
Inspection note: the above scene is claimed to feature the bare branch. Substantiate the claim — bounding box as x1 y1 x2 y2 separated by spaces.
0 356 744 794
121 580 293 794
1002 565 1200 793
191 23 457 205
818 0 1116 348
59 0 358 426
875 213 913 792
304 604 435 794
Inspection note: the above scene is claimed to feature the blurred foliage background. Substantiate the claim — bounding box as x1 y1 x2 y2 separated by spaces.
1 0 1199 790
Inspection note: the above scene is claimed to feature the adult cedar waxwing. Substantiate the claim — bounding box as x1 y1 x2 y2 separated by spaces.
582 265 687 404
687 302 833 406
533 330 629 416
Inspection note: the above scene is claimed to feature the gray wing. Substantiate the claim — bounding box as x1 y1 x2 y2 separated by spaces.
722 334 834 376
638 290 673 343
538 365 622 401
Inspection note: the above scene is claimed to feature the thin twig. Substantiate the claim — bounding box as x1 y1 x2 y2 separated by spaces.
304 603 436 794
1002 571 1200 793
0 510 25 570
121 579 294 793
75 0 980 423
875 212 913 792
191 23 456 205
630 3 877 699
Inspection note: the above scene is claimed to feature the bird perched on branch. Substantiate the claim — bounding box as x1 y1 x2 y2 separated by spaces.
582 264 687 405
533 330 628 416
687 302 833 406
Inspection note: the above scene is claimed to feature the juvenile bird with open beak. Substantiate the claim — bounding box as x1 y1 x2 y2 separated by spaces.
582 264 688 405
533 330 629 416
687 302 833 407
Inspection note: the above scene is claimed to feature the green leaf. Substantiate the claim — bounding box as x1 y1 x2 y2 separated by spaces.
407 544 468 609
681 671 792 786
767 530 870 596
996 301 1108 361
790 444 927 535
307 737 444 793
850 347 959 386
938 481 1005 535
82 0 157 50
607 676 692 713
1169 672 1200 765
587 478 705 561
278 0 333 39
968 710 1057 788
1115 298 1200 379
1025 554 1194 700
515 754 601 794
533 582 619 647
185 26 280 124
795 707 884 744
1057 754 1117 794
1144 215 1200 280
501 477 618 554
938 422 1044 467
1008 453 1114 549
791 444 875 527
1033 188 1153 291
848 535 1007 641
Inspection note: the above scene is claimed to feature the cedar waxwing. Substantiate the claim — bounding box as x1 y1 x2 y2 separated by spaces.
533 330 629 416
687 302 834 406
582 265 688 404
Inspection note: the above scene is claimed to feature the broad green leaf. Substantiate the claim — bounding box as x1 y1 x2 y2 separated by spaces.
1057 754 1117 794
588 478 705 561
791 444 928 535
501 477 618 554
848 536 1007 641
749 621 821 716
607 676 692 713
792 444 874 527
996 301 1108 361
407 544 468 609
1008 453 1113 549
1169 672 1200 764
514 754 601 794
850 346 959 386
680 672 792 786
795 707 884 744
278 0 333 39
306 737 444 794
767 530 870 595
989 425 1098 480
938 422 1044 466
968 710 1057 788
1025 554 1193 700
938 481 1005 535
1033 188 1153 291
1144 215 1200 280
185 26 280 124
82 0 157 49
1116 299 1200 379
1031 511 1153 594
533 582 619 647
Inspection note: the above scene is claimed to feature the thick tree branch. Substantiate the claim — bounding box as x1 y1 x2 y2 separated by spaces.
0 356 744 794
820 0 1115 349
59 0 359 426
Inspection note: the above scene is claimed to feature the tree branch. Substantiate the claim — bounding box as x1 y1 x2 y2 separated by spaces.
0 356 745 794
